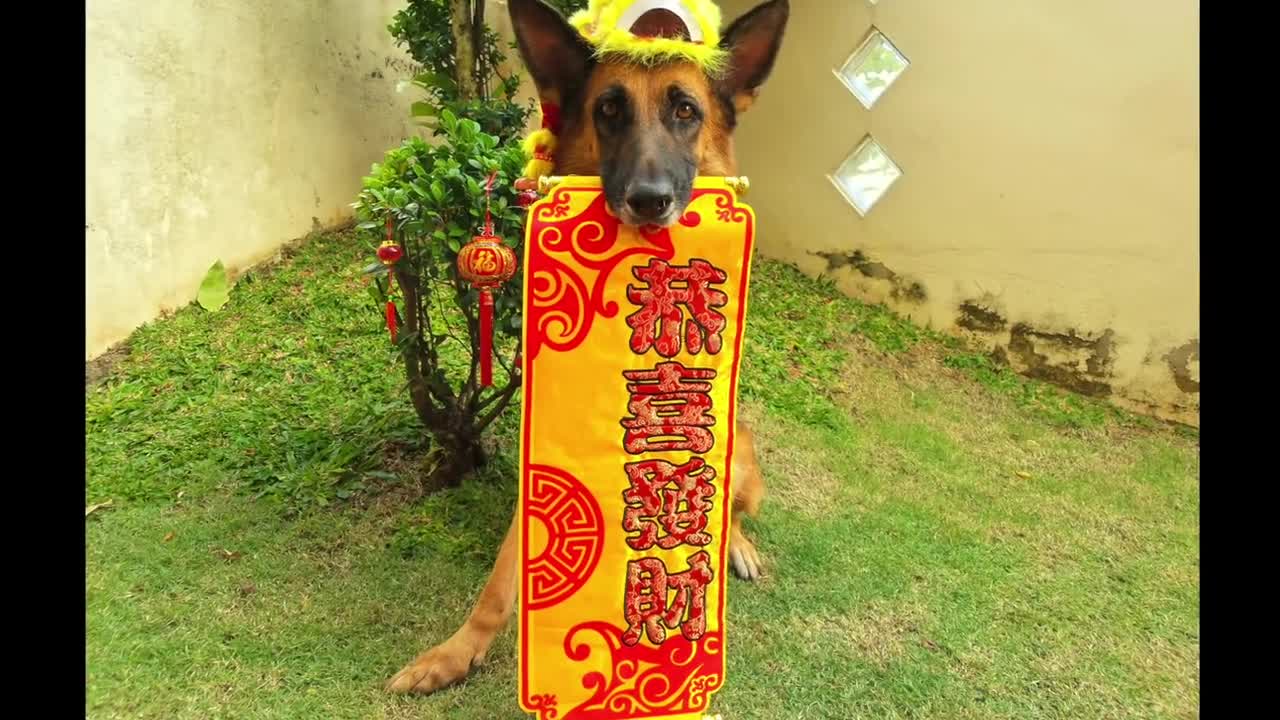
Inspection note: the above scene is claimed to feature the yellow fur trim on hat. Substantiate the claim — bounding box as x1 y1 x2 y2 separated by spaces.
521 127 558 181
569 0 727 73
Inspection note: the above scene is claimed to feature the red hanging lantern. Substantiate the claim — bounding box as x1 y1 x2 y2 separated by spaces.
380 217 404 343
457 173 519 386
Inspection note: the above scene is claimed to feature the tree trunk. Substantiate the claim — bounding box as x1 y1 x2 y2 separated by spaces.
472 0 488 98
449 0 479 101
430 428 487 488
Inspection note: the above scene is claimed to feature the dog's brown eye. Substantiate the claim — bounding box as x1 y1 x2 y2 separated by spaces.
600 100 619 118
675 102 696 120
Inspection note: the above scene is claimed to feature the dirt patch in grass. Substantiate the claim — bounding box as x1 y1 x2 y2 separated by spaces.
790 600 930 668
743 404 843 519
85 342 131 389
345 441 452 516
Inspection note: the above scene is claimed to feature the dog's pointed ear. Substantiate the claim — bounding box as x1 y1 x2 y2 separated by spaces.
718 0 790 113
508 0 594 104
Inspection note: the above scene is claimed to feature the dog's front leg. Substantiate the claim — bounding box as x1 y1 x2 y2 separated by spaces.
387 509 519 694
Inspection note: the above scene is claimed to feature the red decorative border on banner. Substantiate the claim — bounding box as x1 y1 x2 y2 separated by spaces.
565 622 722 720
526 189 677 359
525 465 606 611
522 622 724 720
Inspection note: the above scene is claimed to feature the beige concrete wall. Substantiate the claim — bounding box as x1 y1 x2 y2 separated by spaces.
721 0 1199 425
86 0 422 360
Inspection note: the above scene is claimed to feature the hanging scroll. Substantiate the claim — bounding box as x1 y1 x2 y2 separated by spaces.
518 176 754 720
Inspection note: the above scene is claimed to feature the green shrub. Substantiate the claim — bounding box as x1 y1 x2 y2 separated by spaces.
354 0 589 486
353 110 528 484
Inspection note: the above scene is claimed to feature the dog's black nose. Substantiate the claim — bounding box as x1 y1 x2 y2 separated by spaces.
625 180 675 221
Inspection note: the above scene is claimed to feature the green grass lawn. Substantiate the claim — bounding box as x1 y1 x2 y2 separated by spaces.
86 228 1199 720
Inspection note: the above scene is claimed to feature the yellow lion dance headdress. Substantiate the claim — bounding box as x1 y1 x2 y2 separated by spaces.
521 0 727 182
570 0 726 71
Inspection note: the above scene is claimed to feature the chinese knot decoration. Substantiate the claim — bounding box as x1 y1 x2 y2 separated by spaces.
378 216 404 343
456 171 518 387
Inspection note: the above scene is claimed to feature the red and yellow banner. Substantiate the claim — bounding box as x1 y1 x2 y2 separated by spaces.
517 177 755 720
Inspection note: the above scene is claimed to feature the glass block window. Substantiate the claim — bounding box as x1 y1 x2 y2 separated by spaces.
828 135 902 216
834 28 909 109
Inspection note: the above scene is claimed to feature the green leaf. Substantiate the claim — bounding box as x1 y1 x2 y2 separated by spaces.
197 260 231 312
410 101 441 118
413 72 457 96
440 109 458 133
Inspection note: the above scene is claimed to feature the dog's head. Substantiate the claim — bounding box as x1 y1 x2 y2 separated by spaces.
509 0 789 227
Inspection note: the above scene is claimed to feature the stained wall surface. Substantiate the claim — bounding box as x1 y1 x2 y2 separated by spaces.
720 0 1199 424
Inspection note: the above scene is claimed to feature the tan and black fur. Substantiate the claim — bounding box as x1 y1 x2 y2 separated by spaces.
387 0 789 696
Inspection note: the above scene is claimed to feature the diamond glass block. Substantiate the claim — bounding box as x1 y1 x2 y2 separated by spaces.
829 136 902 216
835 29 909 109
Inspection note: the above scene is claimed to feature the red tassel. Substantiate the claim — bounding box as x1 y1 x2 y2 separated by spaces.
386 300 398 344
479 290 494 386
540 101 562 134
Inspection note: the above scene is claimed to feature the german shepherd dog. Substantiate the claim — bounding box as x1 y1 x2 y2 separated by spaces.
388 0 790 695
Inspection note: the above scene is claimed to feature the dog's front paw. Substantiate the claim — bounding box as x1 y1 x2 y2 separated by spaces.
386 634 481 695
729 525 765 581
